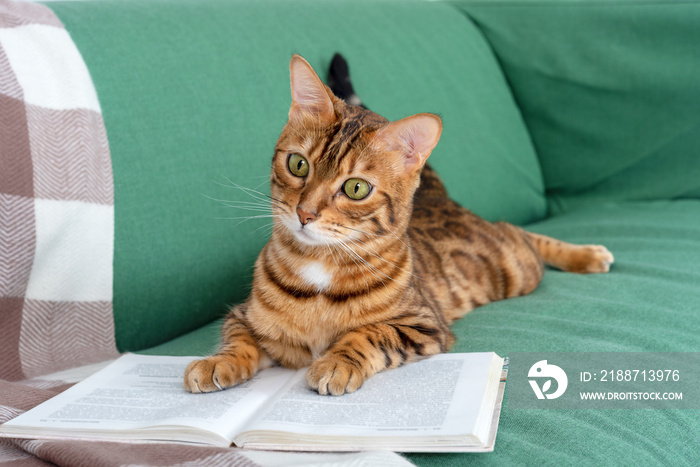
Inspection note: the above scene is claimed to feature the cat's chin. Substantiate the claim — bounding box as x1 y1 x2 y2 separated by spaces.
293 227 328 246
280 219 334 247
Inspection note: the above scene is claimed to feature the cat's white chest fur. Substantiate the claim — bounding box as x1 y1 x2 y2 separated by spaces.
299 261 332 291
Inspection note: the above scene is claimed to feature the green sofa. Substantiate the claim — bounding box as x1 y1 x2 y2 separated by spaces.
6 0 700 464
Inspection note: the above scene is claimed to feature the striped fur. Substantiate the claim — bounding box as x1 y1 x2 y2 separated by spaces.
184 55 614 396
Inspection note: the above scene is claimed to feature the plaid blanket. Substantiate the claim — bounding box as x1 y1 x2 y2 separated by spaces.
0 0 118 382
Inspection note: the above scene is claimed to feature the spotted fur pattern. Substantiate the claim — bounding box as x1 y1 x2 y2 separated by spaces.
184 55 614 396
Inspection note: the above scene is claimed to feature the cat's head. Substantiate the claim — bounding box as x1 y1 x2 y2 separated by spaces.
271 55 442 249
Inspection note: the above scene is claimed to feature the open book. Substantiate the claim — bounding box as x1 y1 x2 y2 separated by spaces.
0 352 506 452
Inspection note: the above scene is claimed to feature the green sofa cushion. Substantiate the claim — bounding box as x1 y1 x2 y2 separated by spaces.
451 0 700 215
143 199 700 465
48 0 545 351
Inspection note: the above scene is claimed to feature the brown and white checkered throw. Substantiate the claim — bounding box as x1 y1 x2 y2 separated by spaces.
0 0 118 381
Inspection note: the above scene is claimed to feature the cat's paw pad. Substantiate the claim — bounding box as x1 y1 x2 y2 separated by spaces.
580 245 614 273
184 355 253 393
306 356 364 396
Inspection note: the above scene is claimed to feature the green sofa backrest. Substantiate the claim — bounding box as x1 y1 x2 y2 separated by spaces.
48 0 545 351
452 0 700 214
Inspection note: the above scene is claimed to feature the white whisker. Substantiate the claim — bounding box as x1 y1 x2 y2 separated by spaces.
335 241 373 293
204 179 283 238
335 223 413 252
250 223 275 236
214 214 274 220
338 239 392 284
324 240 341 271
346 237 418 282
215 177 286 208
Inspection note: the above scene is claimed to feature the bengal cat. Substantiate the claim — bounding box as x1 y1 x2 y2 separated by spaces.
184 54 614 396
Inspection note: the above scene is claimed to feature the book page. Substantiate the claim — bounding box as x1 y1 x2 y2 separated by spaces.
242 353 500 443
1 354 295 445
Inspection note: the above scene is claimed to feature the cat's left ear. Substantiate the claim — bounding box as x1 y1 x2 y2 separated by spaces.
374 113 442 173
289 55 335 124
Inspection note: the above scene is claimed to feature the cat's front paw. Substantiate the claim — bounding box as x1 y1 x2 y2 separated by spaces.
306 356 364 396
184 355 254 393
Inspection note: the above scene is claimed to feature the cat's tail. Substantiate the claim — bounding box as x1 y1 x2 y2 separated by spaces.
328 53 367 109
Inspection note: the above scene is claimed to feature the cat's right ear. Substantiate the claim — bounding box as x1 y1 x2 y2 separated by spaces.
289 55 335 124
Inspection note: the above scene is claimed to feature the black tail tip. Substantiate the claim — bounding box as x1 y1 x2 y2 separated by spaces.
328 53 352 93
328 53 366 108
329 53 350 80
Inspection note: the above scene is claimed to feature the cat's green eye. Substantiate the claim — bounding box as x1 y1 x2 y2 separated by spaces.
288 153 309 177
343 178 372 200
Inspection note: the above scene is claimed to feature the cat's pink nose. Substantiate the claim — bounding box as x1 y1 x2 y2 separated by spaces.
296 207 317 225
